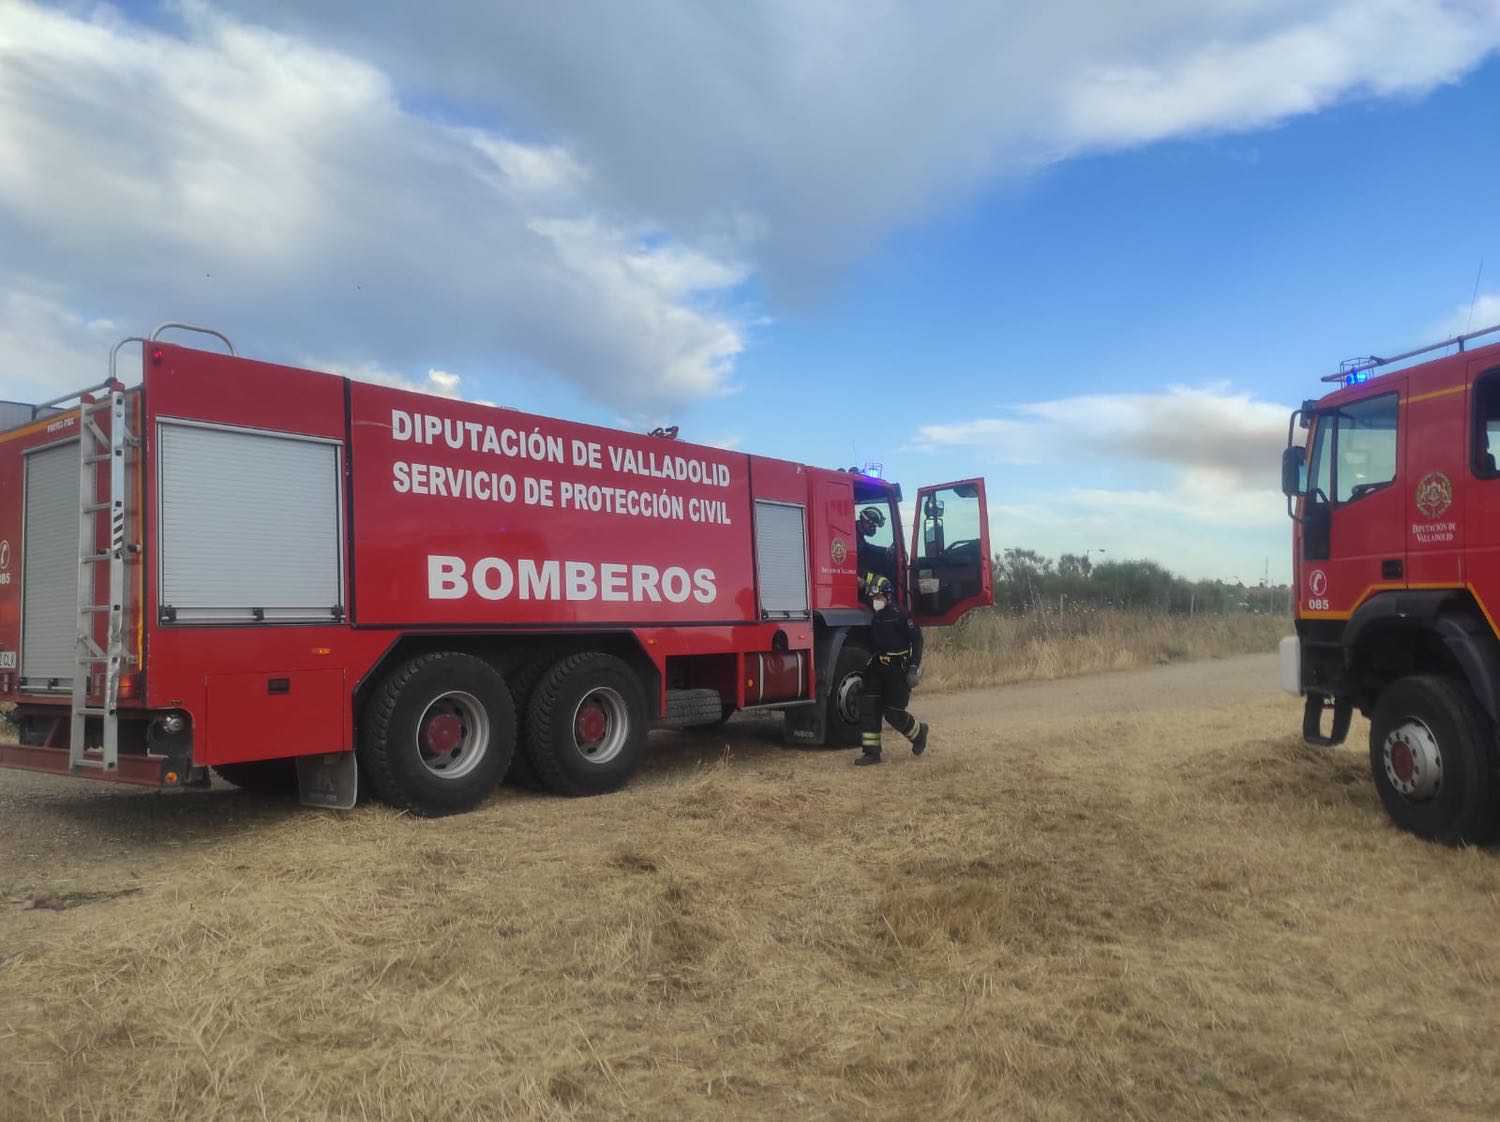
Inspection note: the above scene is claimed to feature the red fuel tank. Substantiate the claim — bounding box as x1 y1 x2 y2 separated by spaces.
745 651 807 705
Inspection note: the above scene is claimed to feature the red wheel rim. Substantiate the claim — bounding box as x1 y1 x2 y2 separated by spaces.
1390 738 1415 785
422 712 465 756
575 702 608 746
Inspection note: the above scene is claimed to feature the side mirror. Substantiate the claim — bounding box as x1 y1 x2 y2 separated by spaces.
1281 445 1305 497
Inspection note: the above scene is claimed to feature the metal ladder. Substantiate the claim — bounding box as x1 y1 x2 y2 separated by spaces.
69 381 137 771
44 325 232 769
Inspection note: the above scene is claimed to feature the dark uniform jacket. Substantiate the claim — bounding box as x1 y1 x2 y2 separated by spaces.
869 603 923 665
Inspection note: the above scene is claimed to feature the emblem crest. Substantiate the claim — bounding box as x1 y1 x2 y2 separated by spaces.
831 538 848 565
1414 471 1453 519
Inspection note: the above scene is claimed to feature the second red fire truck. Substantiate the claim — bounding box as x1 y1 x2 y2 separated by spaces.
1281 321 1500 844
0 325 992 814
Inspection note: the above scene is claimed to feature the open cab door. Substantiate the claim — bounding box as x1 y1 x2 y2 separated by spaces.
908 478 992 626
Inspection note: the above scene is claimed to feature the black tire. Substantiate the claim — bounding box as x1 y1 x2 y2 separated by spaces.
704 703 736 729
525 652 647 796
1369 674 1499 845
358 650 516 816
504 651 553 789
825 641 871 748
212 758 299 795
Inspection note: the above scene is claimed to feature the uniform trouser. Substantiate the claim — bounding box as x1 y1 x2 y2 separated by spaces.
860 657 919 755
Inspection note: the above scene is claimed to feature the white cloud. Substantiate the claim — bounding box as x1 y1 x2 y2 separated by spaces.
1433 291 1500 342
1069 468 1285 531
0 3 746 408
0 282 138 400
914 384 1293 579
216 1 1500 290
1060 2 1490 149
916 384 1290 487
301 358 470 401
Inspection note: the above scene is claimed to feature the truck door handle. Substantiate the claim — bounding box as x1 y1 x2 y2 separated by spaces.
1382 559 1403 580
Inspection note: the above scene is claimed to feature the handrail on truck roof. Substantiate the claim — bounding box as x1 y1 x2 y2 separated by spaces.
1322 320 1500 384
30 379 120 414
106 324 233 385
149 323 235 355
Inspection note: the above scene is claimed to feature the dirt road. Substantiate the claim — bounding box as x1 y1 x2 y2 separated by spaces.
7 654 1500 1122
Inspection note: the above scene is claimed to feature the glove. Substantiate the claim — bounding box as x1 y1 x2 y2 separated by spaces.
906 664 923 689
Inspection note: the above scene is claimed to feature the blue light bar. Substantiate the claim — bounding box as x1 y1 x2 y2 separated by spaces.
1344 370 1370 386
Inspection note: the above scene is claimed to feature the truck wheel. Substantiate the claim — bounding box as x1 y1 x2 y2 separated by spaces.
1369 675 1499 845
825 642 871 748
359 650 516 816
504 652 552 789
526 652 647 796
212 759 298 794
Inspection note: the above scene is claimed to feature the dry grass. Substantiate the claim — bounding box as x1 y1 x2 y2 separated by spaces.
4 669 1500 1121
922 609 1286 692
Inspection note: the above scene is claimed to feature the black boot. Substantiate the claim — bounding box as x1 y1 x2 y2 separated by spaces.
910 722 928 756
854 751 882 766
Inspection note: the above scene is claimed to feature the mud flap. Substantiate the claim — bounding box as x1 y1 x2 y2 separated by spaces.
1302 692 1353 748
296 752 358 809
784 624 855 746
782 700 826 745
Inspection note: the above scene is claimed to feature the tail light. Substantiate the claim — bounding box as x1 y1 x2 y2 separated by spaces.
117 672 141 700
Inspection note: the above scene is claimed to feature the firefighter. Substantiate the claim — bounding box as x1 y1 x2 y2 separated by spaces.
855 575 929 765
856 505 895 589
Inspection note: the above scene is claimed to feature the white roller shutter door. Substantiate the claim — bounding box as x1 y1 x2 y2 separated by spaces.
753 500 809 618
158 422 343 623
21 440 83 687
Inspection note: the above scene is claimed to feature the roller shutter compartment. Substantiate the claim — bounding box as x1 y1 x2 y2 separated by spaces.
21 440 83 688
157 422 343 623
753 500 809 618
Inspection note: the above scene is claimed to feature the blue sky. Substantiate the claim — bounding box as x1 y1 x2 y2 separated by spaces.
4 2 1499 582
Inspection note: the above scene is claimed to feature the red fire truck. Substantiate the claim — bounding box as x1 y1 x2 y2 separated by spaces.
0 325 992 814
1280 320 1500 844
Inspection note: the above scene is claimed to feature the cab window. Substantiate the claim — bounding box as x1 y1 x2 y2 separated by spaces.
1307 416 1332 502
1332 393 1398 503
1473 370 1500 478
914 484 985 602
858 502 894 551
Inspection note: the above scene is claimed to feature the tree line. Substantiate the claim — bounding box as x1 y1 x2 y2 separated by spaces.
989 549 1290 615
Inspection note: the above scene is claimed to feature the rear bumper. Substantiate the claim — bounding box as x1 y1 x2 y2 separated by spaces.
0 743 173 787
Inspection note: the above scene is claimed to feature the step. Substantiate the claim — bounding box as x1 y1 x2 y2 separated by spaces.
71 755 117 771
80 545 140 562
